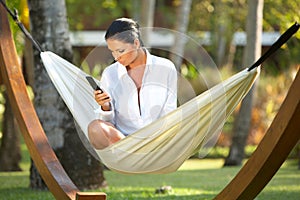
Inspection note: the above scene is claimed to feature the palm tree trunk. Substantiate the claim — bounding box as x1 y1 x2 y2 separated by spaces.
224 0 264 166
0 92 22 172
169 0 192 71
28 0 105 190
139 0 156 48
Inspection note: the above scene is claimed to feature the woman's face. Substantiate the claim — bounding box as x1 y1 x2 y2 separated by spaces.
106 38 139 67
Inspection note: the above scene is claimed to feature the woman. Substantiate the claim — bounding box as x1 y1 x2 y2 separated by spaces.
88 18 177 150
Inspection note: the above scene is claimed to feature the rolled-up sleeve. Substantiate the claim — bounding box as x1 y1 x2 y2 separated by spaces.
94 106 115 122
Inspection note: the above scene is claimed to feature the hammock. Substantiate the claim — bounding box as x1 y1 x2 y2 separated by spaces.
41 51 260 174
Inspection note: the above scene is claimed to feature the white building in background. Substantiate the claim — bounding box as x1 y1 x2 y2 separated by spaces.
70 30 280 47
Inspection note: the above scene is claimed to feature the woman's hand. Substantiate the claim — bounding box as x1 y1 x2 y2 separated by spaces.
94 90 111 111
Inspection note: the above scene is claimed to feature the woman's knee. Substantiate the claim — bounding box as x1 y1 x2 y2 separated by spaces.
88 120 100 135
87 120 123 149
87 120 108 149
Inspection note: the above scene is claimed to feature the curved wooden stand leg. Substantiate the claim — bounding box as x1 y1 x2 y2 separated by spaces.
214 69 300 200
0 6 106 200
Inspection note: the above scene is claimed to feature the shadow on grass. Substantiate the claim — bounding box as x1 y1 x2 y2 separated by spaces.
103 189 215 200
107 191 214 200
0 187 53 200
0 172 53 200
257 189 300 200
104 167 241 189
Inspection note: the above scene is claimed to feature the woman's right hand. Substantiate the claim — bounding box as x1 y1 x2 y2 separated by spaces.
94 90 111 111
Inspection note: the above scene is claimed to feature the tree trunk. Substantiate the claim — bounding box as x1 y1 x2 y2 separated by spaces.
169 0 192 71
224 88 255 166
139 0 156 48
0 91 22 171
216 23 227 67
298 143 300 170
28 0 105 190
224 0 263 166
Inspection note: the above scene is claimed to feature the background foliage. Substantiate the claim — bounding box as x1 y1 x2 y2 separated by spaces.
2 0 299 148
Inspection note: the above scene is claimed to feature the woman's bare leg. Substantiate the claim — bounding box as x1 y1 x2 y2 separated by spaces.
88 120 125 150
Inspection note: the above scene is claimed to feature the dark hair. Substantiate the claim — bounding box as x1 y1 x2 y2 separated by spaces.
105 18 144 46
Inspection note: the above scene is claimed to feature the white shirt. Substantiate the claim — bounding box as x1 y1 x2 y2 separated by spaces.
97 49 177 135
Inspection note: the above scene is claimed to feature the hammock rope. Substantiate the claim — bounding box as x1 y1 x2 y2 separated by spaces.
0 0 44 52
2 1 299 174
248 22 299 71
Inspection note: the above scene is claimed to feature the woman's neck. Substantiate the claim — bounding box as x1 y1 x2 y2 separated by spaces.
127 48 146 69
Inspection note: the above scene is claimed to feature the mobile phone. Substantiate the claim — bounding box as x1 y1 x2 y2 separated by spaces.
86 76 103 93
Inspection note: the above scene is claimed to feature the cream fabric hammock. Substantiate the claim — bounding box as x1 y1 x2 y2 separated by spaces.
40 51 260 174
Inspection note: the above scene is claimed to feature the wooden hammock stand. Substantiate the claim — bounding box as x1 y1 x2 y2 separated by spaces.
1 5 299 200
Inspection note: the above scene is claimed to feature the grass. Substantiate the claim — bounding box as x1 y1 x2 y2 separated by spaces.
0 143 299 199
102 159 236 199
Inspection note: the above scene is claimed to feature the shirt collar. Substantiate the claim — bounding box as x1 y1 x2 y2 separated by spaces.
144 48 153 67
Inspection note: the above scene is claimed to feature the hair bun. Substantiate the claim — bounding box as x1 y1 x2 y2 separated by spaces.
105 18 143 46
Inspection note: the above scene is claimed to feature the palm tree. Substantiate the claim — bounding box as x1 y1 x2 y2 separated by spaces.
169 0 192 71
28 0 105 189
224 0 264 166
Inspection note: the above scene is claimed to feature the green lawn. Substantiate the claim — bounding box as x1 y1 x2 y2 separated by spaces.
0 144 299 200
